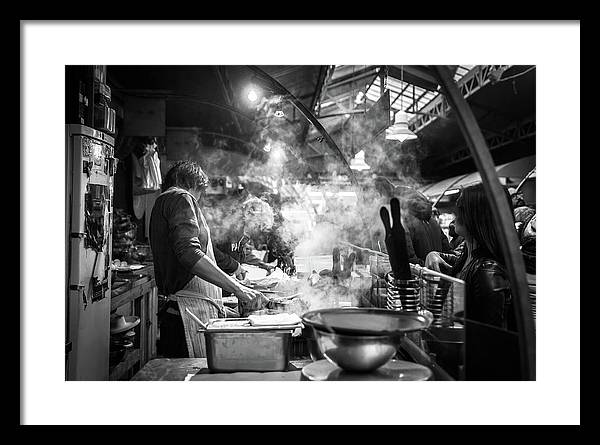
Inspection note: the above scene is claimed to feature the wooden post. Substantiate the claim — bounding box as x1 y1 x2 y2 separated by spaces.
432 65 535 380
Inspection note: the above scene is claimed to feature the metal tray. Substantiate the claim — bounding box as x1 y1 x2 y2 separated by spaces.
202 318 295 372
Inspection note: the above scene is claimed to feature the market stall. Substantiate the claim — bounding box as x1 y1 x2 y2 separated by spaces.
65 64 536 381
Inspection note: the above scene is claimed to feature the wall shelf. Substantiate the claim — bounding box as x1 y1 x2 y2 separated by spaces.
110 265 158 380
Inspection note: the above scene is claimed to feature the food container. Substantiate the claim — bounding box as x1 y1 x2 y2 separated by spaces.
201 318 298 372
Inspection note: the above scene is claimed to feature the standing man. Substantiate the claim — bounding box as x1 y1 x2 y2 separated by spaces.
397 187 453 265
150 160 269 358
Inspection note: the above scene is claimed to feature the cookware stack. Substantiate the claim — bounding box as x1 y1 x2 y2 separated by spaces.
421 274 450 327
380 198 420 312
385 274 421 312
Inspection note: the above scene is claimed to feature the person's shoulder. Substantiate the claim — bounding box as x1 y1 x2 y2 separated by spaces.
474 258 508 278
157 188 196 214
161 187 194 202
470 258 510 292
161 186 187 197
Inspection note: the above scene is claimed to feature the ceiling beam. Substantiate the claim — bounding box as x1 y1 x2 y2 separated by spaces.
301 65 331 145
265 66 304 79
311 66 330 113
389 82 411 108
387 66 439 91
326 65 377 90
316 65 336 115
410 65 513 133
405 87 430 113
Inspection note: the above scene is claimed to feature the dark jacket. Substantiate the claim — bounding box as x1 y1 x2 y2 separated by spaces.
440 250 521 380
402 192 452 265
214 230 272 271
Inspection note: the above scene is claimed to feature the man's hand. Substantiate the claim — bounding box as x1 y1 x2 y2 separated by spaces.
425 251 451 272
234 264 247 281
233 285 270 311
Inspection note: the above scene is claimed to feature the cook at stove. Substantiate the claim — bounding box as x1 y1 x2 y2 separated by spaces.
149 160 270 358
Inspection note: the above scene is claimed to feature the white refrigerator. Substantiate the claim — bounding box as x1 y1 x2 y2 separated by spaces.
65 124 115 380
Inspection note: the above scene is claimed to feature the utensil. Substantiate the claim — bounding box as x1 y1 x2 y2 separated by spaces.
185 308 208 330
379 198 412 280
380 208 398 277
341 241 389 257
272 292 302 301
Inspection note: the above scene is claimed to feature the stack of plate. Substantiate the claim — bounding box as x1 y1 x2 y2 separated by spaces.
109 331 135 366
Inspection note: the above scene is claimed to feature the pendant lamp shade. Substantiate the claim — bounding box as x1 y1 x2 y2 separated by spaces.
350 150 371 171
386 111 418 142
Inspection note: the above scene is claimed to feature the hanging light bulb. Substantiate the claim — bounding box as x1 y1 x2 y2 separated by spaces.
247 88 259 102
386 111 418 142
349 150 371 171
274 102 285 118
386 65 417 142
354 91 365 105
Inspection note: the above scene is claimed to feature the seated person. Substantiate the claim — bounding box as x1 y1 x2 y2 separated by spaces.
214 196 276 275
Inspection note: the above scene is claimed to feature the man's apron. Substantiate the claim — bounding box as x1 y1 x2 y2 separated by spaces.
168 199 225 358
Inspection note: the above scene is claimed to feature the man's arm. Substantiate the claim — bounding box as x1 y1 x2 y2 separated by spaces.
167 193 208 270
213 245 240 275
241 251 275 271
189 256 265 308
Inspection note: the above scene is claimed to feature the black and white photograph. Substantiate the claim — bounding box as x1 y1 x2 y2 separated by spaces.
22 21 579 426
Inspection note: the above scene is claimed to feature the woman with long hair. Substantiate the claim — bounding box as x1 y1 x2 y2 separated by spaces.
425 183 521 380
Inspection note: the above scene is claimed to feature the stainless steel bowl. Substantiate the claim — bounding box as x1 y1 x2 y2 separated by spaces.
302 308 431 373
310 327 401 372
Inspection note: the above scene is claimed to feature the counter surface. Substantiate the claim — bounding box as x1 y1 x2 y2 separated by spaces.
131 358 313 381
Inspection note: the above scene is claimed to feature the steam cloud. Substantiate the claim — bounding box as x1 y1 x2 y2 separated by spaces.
161 83 430 313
